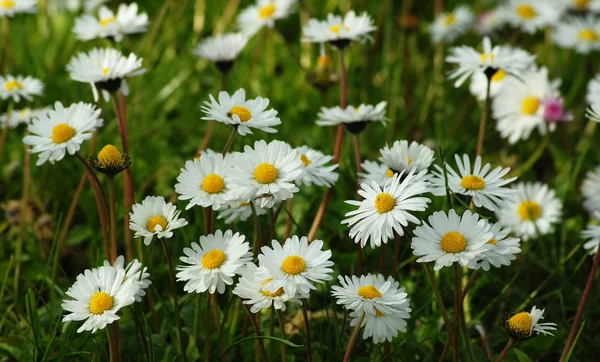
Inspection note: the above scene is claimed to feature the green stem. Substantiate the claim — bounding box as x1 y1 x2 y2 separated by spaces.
495 338 514 362
108 176 118 263
476 73 491 156
453 264 461 362
302 303 313 362
276 309 288 362
423 264 453 341
243 304 269 362
221 127 237 156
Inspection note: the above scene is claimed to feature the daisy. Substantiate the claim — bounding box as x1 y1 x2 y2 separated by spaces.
257 235 334 298
1 106 49 129
475 9 506 35
23 102 103 166
446 36 536 88
581 217 600 256
66 48 146 102
495 182 562 240
431 154 517 211
229 140 303 208
586 74 600 104
467 222 521 271
175 152 236 210
342 170 431 248
303 11 376 48
469 68 513 101
73 3 148 42
557 0 600 12
349 307 411 344
237 0 297 36
294 146 338 187
62 264 137 333
102 255 151 302
504 306 557 341
176 230 252 294
316 102 387 134
89 144 131 176
201 88 281 136
0 0 37 17
193 33 248 73
0 75 43 103
217 200 268 223
553 15 600 54
358 160 395 187
233 263 302 313
331 274 409 316
411 209 493 271
379 140 435 174
129 196 188 246
500 0 561 34
582 165 600 215
429 5 474 44
586 99 600 123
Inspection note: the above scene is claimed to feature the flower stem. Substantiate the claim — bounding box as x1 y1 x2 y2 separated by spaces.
352 134 362 175
453 263 462 362
495 338 514 362
302 303 313 362
423 264 453 341
205 292 212 362
476 74 492 156
250 203 263 257
221 127 237 156
343 312 365 362
106 323 121 362
243 304 269 362
108 176 118 263
0 101 13 164
392 233 400 278
276 309 288 362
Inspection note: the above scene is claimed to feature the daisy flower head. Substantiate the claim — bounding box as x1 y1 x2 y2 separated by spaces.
129 196 188 246
294 145 339 187
66 48 145 102
431 154 517 212
229 140 303 208
586 74 600 104
358 160 396 187
237 0 297 36
0 75 43 103
582 165 600 215
467 221 521 271
177 230 252 294
553 15 600 54
88 144 131 176
316 102 387 134
303 11 376 49
469 68 513 101
379 140 435 174
495 182 562 240
257 236 334 298
217 200 268 223
23 101 103 166
175 152 236 210
503 306 557 341
73 3 149 42
581 218 600 256
103 255 151 302
558 0 600 12
233 262 302 313
0 0 37 17
201 88 281 136
429 5 474 44
193 33 248 73
342 170 431 249
1 106 49 129
349 298 412 344
500 0 561 34
62 264 137 333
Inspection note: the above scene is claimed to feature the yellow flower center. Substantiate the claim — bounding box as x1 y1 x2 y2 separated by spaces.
407 156 413 164
375 308 385 317
240 202 251 207
97 144 124 169
517 4 536 19
89 291 113 315
51 123 76 144
300 154 312 166
146 215 168 232
385 169 394 178
374 192 396 213
202 173 225 194
259 3 276 19
5 79 23 91
330 24 350 34
461 175 486 190
261 278 284 297
573 0 590 9
19 108 29 117
440 231 467 253
317 55 332 67
507 312 532 334
518 200 542 220
487 238 497 245
201 249 227 269
100 16 117 27
254 163 278 184
102 67 109 76
480 53 496 64
521 96 540 115
1 0 15 8
491 69 507 82
281 255 306 275
357 285 382 300
443 13 456 26
227 106 252 122
578 29 598 41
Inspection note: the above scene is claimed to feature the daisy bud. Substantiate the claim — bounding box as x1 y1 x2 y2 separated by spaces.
89 144 131 176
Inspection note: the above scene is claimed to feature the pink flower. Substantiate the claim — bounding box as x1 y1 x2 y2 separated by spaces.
542 97 571 123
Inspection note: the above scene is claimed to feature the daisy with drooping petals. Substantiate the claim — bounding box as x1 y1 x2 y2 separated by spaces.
233 263 302 313
1 106 49 129
217 200 268 223
379 140 435 174
23 101 103 166
201 88 281 136
62 264 137 333
66 48 145 101
429 5 474 44
177 230 252 294
343 170 431 249
349 305 411 344
129 196 188 246
193 33 248 73
257 236 334 298
73 3 148 42
331 274 409 316
303 11 376 48
358 160 395 187
500 0 561 34
467 222 521 271
553 15 600 54
431 154 517 211
316 102 387 134
294 146 338 187
230 140 303 208
582 165 600 215
0 75 43 102
102 255 151 302
411 209 493 271
0 0 37 17
496 182 562 240
237 0 297 36
504 306 557 341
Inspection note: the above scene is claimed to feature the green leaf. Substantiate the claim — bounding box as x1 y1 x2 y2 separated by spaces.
512 348 533 362
221 336 303 357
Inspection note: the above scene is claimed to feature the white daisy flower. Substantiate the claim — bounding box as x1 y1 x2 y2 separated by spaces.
500 0 561 34
467 222 521 271
128 196 188 246
62 264 137 333
349 293 412 344
102 255 151 302
316 102 387 133
233 263 302 313
257 235 334 298
193 32 248 73
342 170 431 249
557 0 600 12
217 200 268 224
73 4 149 42
0 0 36 17
230 140 303 208
446 36 536 88
379 140 435 174
23 101 103 166
1 106 49 129
495 182 562 241
358 160 396 187
66 48 146 102
429 5 474 44
302 11 376 48
469 68 513 101
553 15 600 54
586 75 600 104
201 88 281 136
582 165 600 215
294 146 338 187
175 152 236 211
586 99 600 123
0 74 43 103
431 154 517 211
581 218 600 256
475 9 506 35
331 274 409 316
411 209 493 271
176 230 252 294
237 0 297 36
504 306 557 340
